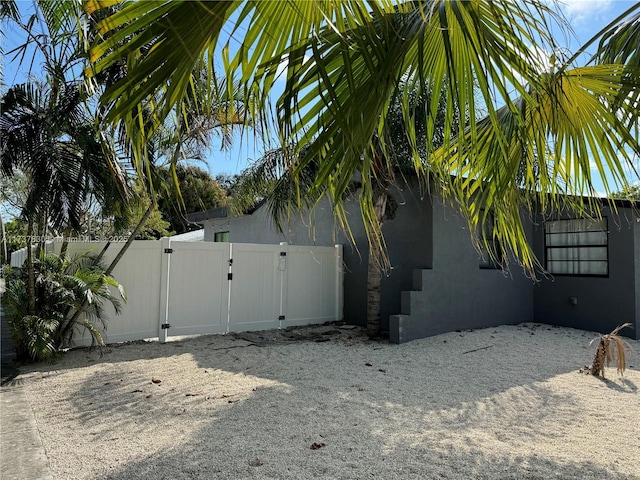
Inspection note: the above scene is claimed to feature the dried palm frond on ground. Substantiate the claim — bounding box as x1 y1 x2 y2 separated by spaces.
589 323 634 377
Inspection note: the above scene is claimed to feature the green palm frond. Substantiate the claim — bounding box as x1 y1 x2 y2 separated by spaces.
1 80 129 232
1 252 126 359
23 315 60 362
432 62 640 264
88 0 640 273
596 10 640 133
0 0 19 22
597 10 640 67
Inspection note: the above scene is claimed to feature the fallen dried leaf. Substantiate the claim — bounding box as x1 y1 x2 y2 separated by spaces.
365 362 373 367
151 378 162 384
378 369 386 373
310 442 326 450
185 393 201 397
131 389 143 393
249 459 263 467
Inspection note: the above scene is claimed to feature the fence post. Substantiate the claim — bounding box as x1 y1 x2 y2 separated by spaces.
225 242 232 334
334 244 344 321
278 242 288 328
158 237 171 343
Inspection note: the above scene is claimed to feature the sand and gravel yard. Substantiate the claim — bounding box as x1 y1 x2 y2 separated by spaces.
16 323 640 479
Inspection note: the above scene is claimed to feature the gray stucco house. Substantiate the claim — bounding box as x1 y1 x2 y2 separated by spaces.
188 181 640 342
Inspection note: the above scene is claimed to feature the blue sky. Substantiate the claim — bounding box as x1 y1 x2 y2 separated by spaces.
1 0 638 182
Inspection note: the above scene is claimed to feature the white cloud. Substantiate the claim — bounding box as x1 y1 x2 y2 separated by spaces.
558 0 614 24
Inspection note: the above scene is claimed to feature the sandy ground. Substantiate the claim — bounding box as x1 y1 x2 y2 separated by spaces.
14 323 640 480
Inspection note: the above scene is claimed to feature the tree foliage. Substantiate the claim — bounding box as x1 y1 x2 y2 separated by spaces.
612 183 640 201
86 0 640 276
1 252 125 362
157 165 227 234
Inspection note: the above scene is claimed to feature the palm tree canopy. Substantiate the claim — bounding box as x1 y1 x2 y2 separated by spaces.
87 0 640 273
0 80 128 231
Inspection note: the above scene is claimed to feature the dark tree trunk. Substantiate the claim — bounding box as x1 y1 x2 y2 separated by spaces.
366 189 388 338
35 209 48 258
26 219 36 316
59 226 73 261
591 338 606 377
0 212 7 264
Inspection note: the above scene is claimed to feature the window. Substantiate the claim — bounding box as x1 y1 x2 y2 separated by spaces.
214 231 230 242
479 210 502 269
545 218 608 276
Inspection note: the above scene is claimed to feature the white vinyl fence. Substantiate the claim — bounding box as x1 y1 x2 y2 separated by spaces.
9 240 56 267
10 240 343 346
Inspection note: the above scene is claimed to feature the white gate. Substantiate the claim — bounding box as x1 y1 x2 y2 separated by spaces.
159 240 343 341
11 239 343 345
227 243 283 333
162 241 231 337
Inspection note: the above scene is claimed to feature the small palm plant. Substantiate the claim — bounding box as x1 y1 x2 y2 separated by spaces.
589 323 634 378
2 252 126 362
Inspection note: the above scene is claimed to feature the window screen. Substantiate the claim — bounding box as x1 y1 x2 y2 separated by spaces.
214 231 230 242
545 218 608 276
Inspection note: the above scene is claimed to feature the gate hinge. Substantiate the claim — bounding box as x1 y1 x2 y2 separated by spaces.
161 323 171 329
278 315 285 320
228 273 233 280
164 248 173 254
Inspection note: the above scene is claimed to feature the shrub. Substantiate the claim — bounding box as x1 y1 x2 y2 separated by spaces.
1 252 125 362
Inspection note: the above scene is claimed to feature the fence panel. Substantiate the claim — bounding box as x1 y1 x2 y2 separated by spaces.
281 245 341 328
165 241 231 337
63 241 162 347
10 241 57 267
227 243 283 332
6 239 343 346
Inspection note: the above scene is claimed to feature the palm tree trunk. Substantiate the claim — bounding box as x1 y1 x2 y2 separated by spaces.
0 212 7 264
366 189 388 338
105 203 153 275
591 338 607 377
26 219 36 316
59 226 73 261
34 213 45 258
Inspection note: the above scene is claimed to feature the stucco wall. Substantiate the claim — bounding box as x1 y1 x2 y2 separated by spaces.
532 207 639 340
200 187 639 343
203 200 339 245
390 198 534 343
201 181 433 329
345 184 433 329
